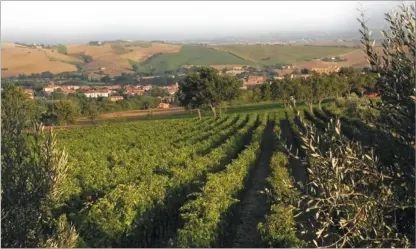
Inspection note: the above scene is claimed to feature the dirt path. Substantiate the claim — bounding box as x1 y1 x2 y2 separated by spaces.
231 120 274 248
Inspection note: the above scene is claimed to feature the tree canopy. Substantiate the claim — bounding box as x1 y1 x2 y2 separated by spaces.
177 67 242 119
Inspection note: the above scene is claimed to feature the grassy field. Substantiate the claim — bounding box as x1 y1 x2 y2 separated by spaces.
56 45 68 55
132 45 258 73
212 44 357 66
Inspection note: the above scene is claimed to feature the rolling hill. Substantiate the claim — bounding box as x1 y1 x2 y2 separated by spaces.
1 41 372 77
1 43 81 77
130 45 257 74
211 44 358 66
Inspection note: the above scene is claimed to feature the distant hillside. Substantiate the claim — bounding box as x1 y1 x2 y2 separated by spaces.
130 45 257 74
1 43 81 77
1 41 372 77
211 45 358 66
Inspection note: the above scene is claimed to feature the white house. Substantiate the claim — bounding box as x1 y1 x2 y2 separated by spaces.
84 91 109 98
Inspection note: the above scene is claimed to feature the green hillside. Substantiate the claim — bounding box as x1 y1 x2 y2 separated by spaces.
130 45 257 73
212 45 357 65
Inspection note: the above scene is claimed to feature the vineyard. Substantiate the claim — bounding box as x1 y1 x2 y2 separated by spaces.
48 98 414 248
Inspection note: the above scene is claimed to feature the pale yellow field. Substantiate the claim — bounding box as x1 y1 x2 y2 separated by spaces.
1 44 79 77
294 47 384 69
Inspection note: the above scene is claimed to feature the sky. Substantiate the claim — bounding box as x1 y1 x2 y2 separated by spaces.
1 1 411 44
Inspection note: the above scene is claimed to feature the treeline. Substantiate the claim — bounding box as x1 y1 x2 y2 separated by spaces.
231 68 377 107
5 71 181 88
3 84 163 126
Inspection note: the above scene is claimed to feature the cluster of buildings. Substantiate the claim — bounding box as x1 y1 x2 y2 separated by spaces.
38 83 179 108
310 65 341 74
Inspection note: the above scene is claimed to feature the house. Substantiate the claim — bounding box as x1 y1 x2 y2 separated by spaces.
24 89 34 99
143 85 153 91
162 84 179 95
43 85 59 93
158 103 170 109
84 91 109 98
110 96 124 102
244 75 265 86
124 87 145 96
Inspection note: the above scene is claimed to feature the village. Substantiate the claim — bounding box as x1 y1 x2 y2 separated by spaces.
20 63 343 110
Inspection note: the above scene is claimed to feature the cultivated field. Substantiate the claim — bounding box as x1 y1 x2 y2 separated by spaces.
1 41 372 77
133 45 256 73
212 44 357 65
67 42 182 76
294 47 384 69
50 100 411 247
1 43 80 77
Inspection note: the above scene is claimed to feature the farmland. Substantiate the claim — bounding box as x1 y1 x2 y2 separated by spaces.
131 45 257 74
1 41 372 77
38 97 412 247
1 43 80 77
212 44 357 65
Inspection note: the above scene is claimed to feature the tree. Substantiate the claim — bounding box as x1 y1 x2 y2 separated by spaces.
270 81 280 101
146 86 169 97
299 78 314 111
177 67 240 119
54 100 78 126
295 118 411 248
1 84 78 247
132 64 139 72
261 82 272 101
85 101 101 123
217 74 242 116
359 2 415 145
82 54 93 63
101 75 112 83
311 72 330 109
41 71 54 79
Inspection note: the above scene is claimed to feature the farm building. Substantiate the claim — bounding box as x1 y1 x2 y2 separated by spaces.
243 75 265 87
43 85 60 93
158 103 170 109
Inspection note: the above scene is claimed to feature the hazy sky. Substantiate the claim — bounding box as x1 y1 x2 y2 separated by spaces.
1 1 410 44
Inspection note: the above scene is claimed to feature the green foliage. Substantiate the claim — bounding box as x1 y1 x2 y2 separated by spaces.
178 67 241 118
336 93 379 121
146 86 170 97
296 117 411 248
84 101 101 122
81 54 93 63
258 204 304 248
359 3 415 145
1 84 77 247
258 144 305 248
43 215 79 248
54 100 79 126
56 45 68 55
260 83 272 101
175 114 267 247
